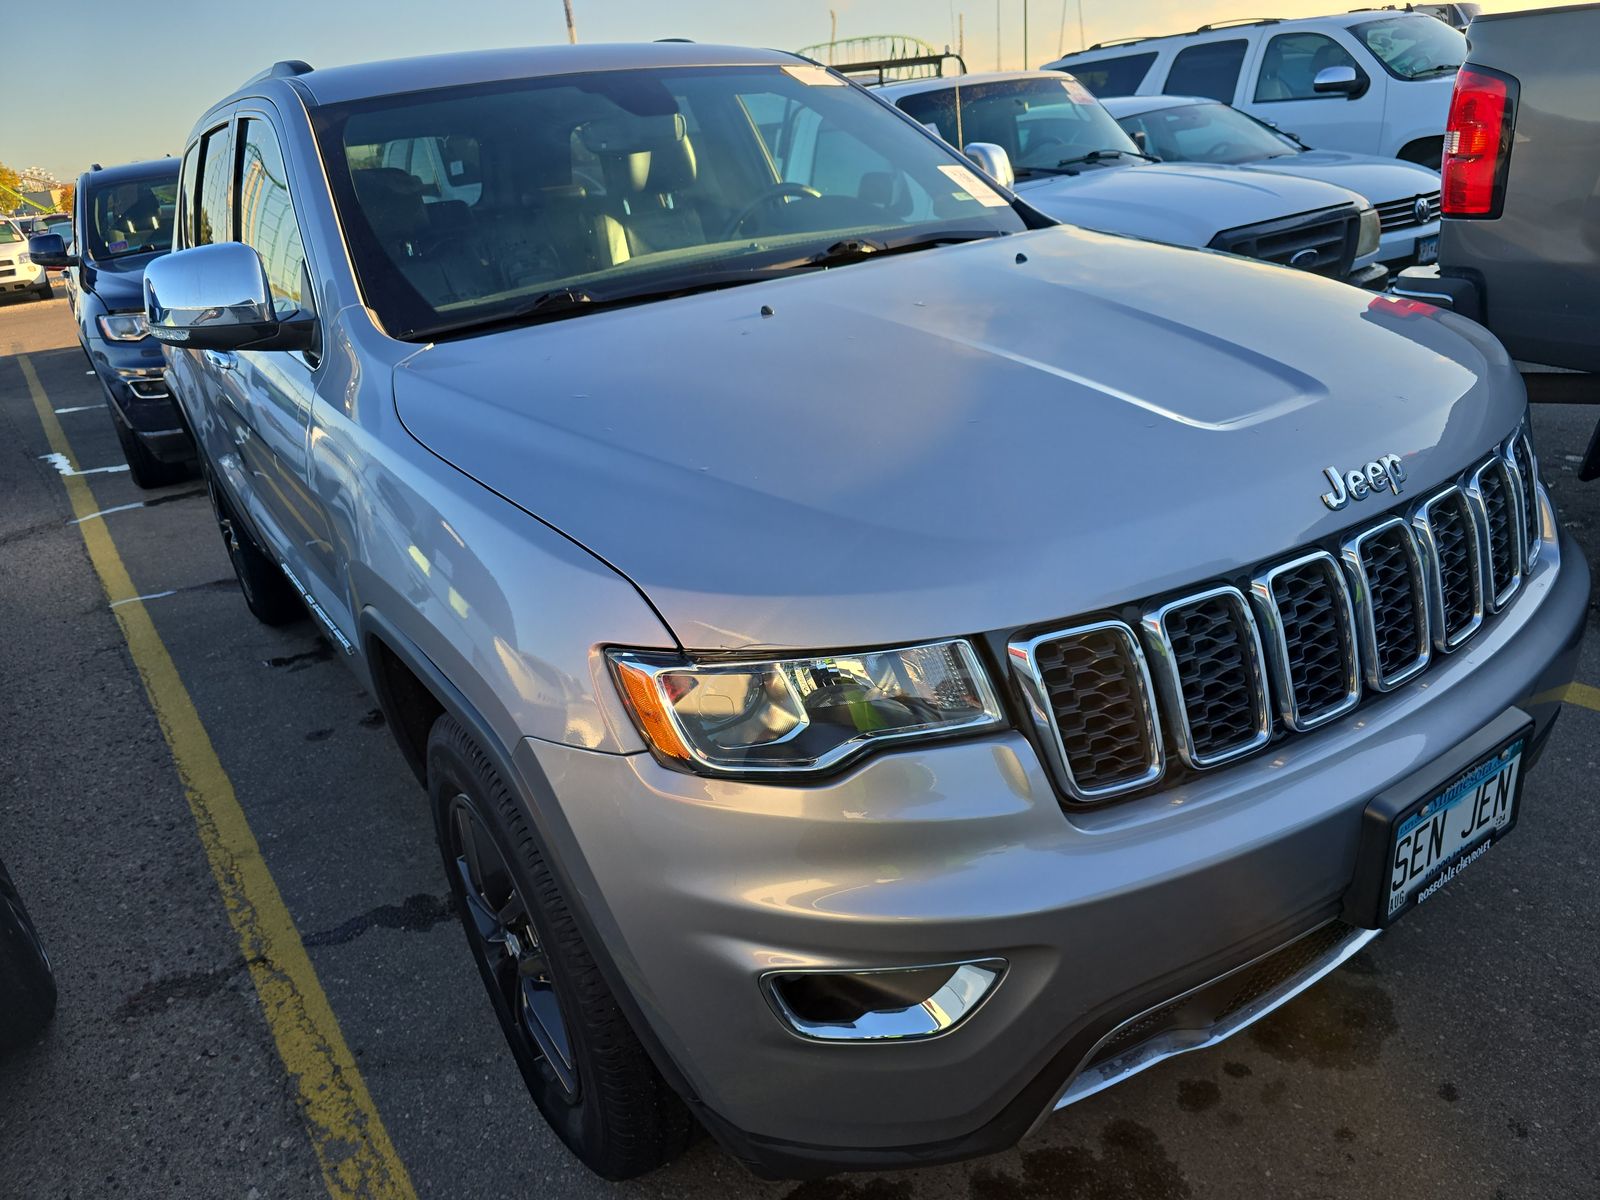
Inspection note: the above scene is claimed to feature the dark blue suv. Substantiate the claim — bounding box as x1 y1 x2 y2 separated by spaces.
30 159 194 487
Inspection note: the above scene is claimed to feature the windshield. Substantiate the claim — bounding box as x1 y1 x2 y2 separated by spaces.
1351 15 1466 79
310 64 1029 341
88 176 177 260
0 222 21 245
893 76 1140 178
1116 101 1298 165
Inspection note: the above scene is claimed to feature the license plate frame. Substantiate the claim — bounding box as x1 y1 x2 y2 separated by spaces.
1416 233 1440 265
1342 709 1532 930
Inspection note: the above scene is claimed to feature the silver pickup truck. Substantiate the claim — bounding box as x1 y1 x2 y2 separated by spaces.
1395 2 1600 478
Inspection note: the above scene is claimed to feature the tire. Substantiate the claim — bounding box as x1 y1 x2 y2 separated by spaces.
34 279 53 301
108 395 188 489
0 856 58 1057
428 715 694 1180
206 474 304 626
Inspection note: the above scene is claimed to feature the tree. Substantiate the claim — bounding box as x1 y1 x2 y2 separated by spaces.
54 183 74 216
0 162 21 214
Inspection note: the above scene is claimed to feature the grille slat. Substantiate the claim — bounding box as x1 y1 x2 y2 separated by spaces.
1415 488 1483 652
1509 435 1540 569
1251 553 1359 731
1146 589 1270 768
1470 457 1523 609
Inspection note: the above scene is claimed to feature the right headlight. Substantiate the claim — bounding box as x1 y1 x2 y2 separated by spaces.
608 639 1005 776
98 313 149 342
1356 205 1382 259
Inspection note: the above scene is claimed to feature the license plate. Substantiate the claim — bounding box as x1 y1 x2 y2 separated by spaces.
1344 711 1530 929
1416 234 1439 265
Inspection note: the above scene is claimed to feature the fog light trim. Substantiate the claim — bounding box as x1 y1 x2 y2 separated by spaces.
762 958 1006 1043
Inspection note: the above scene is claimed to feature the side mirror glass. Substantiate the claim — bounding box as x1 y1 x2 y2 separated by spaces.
962 141 1015 190
1313 65 1364 98
144 242 316 353
28 232 76 268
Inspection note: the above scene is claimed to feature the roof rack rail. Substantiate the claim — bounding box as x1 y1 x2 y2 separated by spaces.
833 51 968 87
89 162 103 172
1084 35 1151 50
239 59 314 89
1193 17 1282 32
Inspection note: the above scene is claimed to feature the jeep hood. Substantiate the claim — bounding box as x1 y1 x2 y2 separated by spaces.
86 251 165 313
1012 161 1364 248
394 225 1523 652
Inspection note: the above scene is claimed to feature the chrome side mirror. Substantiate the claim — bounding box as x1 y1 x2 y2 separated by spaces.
28 232 76 269
1313 65 1364 98
962 141 1015 190
144 242 315 353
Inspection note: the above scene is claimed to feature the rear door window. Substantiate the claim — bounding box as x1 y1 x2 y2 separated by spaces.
1061 52 1158 97
176 142 200 249
1163 39 1248 103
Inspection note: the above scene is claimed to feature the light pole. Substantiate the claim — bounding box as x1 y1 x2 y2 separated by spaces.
1022 0 1029 69
562 0 577 44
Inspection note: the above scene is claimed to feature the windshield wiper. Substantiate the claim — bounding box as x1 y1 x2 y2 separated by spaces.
783 229 1003 270
1055 148 1159 168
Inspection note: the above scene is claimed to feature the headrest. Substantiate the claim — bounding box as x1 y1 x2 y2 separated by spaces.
645 135 697 194
351 168 430 239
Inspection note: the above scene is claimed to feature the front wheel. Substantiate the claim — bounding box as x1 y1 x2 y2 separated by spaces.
428 715 694 1179
34 279 54 301
206 474 303 625
0 856 58 1057
108 394 188 489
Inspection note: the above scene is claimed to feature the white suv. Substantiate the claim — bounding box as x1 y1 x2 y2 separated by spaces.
1043 12 1466 167
0 218 51 301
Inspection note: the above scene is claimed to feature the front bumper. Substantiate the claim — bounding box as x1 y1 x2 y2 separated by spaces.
1377 218 1441 265
86 327 194 464
0 258 47 293
517 516 1587 1177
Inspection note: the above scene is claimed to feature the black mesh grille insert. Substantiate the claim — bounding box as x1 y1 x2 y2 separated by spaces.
1431 496 1478 643
1034 628 1153 793
1480 465 1518 597
1164 597 1260 760
1511 440 1538 562
1272 562 1351 723
1209 207 1358 279
1363 528 1425 679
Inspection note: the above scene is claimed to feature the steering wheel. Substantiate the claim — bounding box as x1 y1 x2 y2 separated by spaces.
719 183 824 239
1202 140 1236 161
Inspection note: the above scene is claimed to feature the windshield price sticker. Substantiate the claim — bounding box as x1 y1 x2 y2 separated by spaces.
937 164 1008 207
782 64 846 86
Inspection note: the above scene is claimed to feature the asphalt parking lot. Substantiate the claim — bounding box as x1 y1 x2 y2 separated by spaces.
2 293 1598 1200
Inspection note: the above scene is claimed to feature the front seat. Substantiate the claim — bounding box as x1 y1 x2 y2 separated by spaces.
585 114 707 264
350 167 494 306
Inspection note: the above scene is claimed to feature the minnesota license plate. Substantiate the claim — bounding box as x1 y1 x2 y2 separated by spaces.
1416 234 1439 265
1344 711 1530 929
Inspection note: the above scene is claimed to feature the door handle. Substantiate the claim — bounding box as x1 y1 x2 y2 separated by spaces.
205 350 239 371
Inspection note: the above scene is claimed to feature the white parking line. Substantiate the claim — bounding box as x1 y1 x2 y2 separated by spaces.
53 404 99 414
109 590 177 609
38 452 129 477
72 501 152 525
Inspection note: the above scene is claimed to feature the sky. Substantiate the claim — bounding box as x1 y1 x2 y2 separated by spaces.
4 0 1556 183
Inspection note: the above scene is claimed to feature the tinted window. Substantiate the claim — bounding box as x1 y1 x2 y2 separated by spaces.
312 65 1027 341
237 119 311 314
1255 33 1362 101
196 125 233 246
0 221 22 244
176 142 200 248
1117 102 1299 164
87 174 178 260
1351 15 1465 80
1061 53 1157 97
1163 39 1247 103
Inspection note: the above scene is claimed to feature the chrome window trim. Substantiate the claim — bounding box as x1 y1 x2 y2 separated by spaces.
1506 428 1541 571
1464 454 1523 612
1141 586 1272 770
1248 551 1360 732
1007 620 1165 802
1410 484 1484 653
1339 517 1431 692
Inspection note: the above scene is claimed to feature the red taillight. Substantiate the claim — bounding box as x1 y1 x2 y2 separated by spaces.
1442 65 1517 219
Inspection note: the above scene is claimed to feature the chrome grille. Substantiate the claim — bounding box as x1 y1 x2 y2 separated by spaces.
1010 432 1546 805
1413 487 1483 651
1509 433 1540 569
1250 553 1359 731
1374 191 1440 232
1008 622 1163 801
1468 456 1523 609
1144 588 1270 768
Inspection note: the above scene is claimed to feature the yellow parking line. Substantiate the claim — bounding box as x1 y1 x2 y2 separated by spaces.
1565 682 1600 713
19 355 417 1200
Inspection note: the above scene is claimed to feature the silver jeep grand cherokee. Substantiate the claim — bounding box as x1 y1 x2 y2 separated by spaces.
147 43 1588 1181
